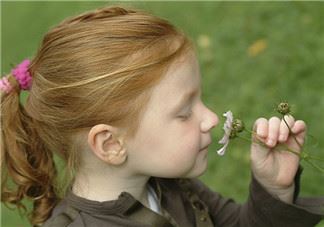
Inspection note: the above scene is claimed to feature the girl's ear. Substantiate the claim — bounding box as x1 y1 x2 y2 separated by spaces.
87 124 127 165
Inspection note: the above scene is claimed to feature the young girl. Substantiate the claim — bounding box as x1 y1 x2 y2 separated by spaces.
1 6 323 227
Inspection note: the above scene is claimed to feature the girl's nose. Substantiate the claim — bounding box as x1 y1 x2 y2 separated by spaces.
200 106 219 132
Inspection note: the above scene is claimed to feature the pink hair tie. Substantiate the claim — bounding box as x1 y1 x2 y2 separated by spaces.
11 59 32 90
0 77 13 94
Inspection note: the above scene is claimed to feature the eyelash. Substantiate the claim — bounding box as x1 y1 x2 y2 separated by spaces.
179 109 193 120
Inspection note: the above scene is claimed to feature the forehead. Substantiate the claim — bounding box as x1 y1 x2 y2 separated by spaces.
153 53 200 99
128 52 201 139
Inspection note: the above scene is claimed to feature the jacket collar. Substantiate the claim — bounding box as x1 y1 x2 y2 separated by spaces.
65 177 163 215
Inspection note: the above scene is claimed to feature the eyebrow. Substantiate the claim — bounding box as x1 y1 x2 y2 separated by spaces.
172 89 198 113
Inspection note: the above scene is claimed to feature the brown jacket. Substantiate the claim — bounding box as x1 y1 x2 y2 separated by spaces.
43 171 324 227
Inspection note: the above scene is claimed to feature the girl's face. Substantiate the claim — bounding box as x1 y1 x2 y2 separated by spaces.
125 51 219 178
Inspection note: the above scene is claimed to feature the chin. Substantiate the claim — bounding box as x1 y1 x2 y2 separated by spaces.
196 163 208 177
184 160 208 178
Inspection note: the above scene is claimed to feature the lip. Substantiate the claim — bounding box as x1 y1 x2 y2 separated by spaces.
200 143 211 151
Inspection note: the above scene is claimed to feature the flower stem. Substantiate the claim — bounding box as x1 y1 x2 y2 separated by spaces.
303 159 324 173
282 115 302 149
242 128 302 158
306 155 324 162
236 135 253 143
274 143 301 157
307 133 319 148
236 128 324 173
247 130 324 163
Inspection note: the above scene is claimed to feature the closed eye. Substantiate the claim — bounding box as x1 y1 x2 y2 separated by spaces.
179 109 193 120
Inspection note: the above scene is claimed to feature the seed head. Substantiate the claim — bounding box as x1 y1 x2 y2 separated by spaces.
229 119 245 139
233 119 245 133
277 102 291 115
229 130 237 139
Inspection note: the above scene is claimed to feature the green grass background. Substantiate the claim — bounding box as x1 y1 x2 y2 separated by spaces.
1 1 324 226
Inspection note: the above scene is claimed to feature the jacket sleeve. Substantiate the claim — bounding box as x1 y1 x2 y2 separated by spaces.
190 168 324 227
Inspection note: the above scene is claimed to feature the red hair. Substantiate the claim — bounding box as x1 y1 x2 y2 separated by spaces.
1 6 192 226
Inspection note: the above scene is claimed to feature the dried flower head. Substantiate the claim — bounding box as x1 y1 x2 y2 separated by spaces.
277 102 291 115
229 119 245 139
217 111 246 156
234 119 245 132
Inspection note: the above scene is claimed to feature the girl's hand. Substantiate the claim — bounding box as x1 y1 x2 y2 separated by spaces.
250 115 306 203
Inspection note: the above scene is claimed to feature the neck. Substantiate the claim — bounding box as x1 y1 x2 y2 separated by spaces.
72 167 150 207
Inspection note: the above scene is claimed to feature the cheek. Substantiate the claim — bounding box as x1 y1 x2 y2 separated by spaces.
166 124 200 153
147 131 199 161
127 118 202 177
148 120 200 153
155 129 201 171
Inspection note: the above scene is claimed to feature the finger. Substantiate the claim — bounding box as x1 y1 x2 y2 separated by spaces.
279 115 295 143
253 118 268 139
291 120 307 146
251 118 270 162
291 120 306 134
267 117 281 147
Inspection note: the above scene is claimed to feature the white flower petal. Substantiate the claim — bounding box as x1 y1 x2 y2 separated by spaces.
217 110 233 156
223 111 233 125
218 133 228 144
216 141 229 156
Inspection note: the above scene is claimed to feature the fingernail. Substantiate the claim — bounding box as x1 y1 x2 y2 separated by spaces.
279 135 285 141
267 139 274 146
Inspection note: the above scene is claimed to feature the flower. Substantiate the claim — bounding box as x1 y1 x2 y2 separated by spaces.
217 111 233 156
215 107 324 173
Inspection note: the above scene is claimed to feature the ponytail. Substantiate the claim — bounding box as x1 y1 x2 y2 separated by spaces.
1 62 59 226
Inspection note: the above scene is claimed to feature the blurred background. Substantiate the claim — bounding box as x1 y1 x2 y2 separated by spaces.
2 1 324 226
